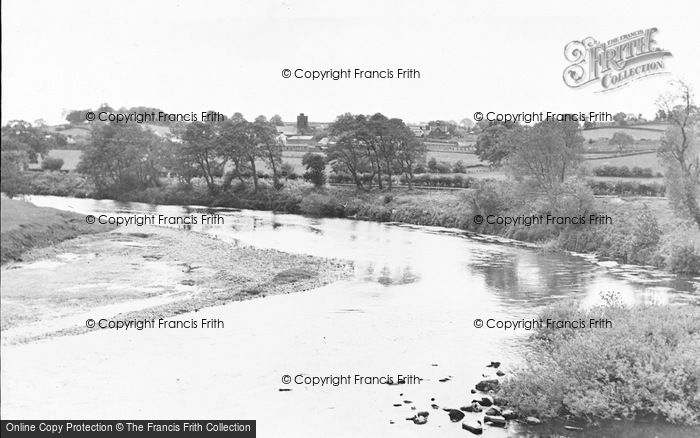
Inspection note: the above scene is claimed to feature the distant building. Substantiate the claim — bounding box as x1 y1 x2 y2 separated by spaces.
408 124 428 137
297 113 309 133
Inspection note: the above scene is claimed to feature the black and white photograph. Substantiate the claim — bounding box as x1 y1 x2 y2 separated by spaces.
1 1 699 437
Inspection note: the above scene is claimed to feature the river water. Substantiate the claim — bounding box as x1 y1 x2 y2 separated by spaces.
2 195 699 438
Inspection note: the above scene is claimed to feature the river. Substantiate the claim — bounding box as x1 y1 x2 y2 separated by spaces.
2 195 699 438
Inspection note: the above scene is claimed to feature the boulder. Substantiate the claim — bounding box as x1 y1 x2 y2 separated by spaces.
473 395 494 407
448 409 465 422
462 420 483 435
413 416 427 425
496 370 506 377
460 403 483 413
485 407 502 416
501 409 518 420
486 361 501 368
484 415 507 427
417 411 429 418
475 379 499 392
525 416 542 425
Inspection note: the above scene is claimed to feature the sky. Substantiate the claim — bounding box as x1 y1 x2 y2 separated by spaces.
2 0 699 126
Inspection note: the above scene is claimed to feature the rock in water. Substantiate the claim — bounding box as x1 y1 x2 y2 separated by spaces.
431 404 439 409
448 409 465 422
486 361 501 368
502 409 517 420
473 395 494 407
461 403 483 413
485 407 502 416
413 416 427 425
462 420 483 435
484 415 507 427
564 425 584 431
525 416 542 425
475 379 499 392
470 389 477 394
417 411 429 418
496 370 505 377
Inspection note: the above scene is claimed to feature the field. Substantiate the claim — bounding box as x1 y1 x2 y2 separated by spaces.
581 126 666 141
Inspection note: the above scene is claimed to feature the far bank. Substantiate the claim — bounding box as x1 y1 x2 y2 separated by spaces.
3 171 699 275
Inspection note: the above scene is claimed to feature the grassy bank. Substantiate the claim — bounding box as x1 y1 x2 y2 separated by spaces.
4 171 700 274
0 198 114 264
498 298 700 426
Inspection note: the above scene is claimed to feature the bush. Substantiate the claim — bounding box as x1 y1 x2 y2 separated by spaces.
41 157 64 171
665 244 700 274
589 180 665 196
452 160 467 173
499 298 700 425
302 153 326 188
659 222 700 274
593 165 658 178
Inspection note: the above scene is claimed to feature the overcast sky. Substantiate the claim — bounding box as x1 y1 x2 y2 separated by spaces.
2 0 699 125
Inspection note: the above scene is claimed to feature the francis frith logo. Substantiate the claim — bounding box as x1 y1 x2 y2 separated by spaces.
563 28 672 92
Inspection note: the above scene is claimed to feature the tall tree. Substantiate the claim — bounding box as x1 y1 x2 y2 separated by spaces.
254 116 283 187
474 121 519 166
174 119 227 194
389 118 426 189
77 122 165 194
657 81 700 226
504 120 584 195
270 114 284 126
328 114 373 190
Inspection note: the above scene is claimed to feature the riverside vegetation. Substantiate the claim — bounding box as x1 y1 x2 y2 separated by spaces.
498 293 700 426
5 170 699 275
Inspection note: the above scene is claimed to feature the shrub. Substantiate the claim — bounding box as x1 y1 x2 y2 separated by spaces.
589 180 665 197
452 160 467 173
427 157 438 172
499 299 700 425
658 222 700 274
665 244 700 274
413 164 427 174
593 165 657 178
41 157 64 171
301 153 327 188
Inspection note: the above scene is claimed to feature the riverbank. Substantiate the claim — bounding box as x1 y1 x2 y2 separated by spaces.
497 298 700 427
1 223 352 343
0 197 114 264
4 171 700 275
